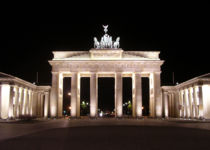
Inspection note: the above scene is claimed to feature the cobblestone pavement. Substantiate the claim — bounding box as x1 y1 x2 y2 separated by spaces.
0 118 210 150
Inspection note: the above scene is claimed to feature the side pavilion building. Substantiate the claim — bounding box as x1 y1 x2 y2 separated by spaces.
0 72 51 119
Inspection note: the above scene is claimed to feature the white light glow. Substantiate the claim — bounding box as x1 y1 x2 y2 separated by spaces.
202 85 210 118
99 111 103 117
51 105 57 117
1 84 10 119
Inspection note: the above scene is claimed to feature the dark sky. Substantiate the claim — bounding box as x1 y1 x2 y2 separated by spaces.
1 3 209 86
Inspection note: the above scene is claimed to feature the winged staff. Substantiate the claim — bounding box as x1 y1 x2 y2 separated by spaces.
103 25 108 34
94 25 120 49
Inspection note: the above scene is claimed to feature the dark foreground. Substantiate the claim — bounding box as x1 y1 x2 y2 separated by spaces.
0 125 210 150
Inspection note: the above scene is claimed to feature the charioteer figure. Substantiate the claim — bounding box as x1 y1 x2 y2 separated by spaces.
94 25 120 49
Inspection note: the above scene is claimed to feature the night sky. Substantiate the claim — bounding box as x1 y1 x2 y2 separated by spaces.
1 3 208 112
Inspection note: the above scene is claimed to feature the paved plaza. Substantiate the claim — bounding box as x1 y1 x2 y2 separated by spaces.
1 118 210 150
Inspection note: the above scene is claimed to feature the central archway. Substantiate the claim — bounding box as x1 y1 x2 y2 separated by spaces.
98 77 115 117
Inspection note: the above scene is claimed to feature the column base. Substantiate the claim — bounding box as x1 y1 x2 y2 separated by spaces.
115 116 123 119
135 116 144 120
69 117 81 120
89 117 98 119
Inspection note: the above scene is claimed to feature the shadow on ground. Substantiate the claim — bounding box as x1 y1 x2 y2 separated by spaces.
0 126 210 150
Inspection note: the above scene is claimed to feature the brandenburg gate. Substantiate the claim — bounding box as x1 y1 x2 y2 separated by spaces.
49 25 164 118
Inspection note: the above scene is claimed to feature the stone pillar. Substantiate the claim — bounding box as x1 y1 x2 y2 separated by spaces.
90 73 98 118
40 94 44 117
198 85 203 118
0 84 1 118
178 91 182 118
149 72 162 117
8 85 14 118
14 86 19 118
132 74 136 117
19 87 24 117
180 90 184 117
163 92 169 118
149 73 155 117
154 72 162 117
174 91 180 118
71 72 80 118
183 89 188 118
132 73 142 118
193 87 199 118
44 92 49 118
50 72 59 118
188 88 193 118
25 90 30 115
37 93 41 117
28 90 33 116
58 73 63 118
22 88 28 116
186 89 191 118
171 93 175 117
168 94 171 117
0 84 11 119
32 91 38 117
115 72 123 118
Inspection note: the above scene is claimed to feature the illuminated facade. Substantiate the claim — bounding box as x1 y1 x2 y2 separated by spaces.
49 26 164 118
2 25 209 120
0 72 50 119
162 73 210 119
49 49 164 118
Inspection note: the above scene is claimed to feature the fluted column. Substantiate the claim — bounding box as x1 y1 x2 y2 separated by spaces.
178 91 182 117
149 72 162 117
163 92 169 118
90 73 98 118
0 84 1 118
149 73 155 117
28 90 33 116
198 85 203 118
183 89 188 118
50 72 59 118
132 73 142 118
14 86 19 118
0 84 12 119
44 92 49 118
115 72 122 117
22 88 28 116
25 90 30 115
8 85 14 118
168 94 172 117
186 88 192 118
32 91 38 117
71 72 80 118
58 73 63 118
193 87 198 118
40 94 44 117
19 87 24 117
36 92 41 117
188 88 193 118
180 90 185 117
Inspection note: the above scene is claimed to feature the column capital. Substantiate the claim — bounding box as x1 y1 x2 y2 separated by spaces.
163 91 168 94
44 91 49 95
115 72 123 74
51 72 59 75
155 71 162 74
134 72 142 75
